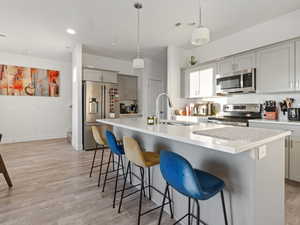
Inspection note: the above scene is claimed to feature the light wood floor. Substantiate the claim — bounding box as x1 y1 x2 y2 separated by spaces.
0 139 299 225
0 139 174 225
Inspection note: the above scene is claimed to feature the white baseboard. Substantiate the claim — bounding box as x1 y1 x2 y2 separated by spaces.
0 135 67 144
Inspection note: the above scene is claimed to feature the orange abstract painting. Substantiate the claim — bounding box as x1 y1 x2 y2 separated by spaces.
0 64 59 97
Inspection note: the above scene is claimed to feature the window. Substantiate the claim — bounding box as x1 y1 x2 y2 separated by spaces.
189 67 214 98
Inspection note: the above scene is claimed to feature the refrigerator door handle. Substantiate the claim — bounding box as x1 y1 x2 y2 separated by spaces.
103 85 106 119
100 85 103 119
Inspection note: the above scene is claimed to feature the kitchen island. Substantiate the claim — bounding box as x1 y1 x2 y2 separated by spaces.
96 117 290 225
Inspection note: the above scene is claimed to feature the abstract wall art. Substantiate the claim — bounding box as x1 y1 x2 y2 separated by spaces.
0 64 60 97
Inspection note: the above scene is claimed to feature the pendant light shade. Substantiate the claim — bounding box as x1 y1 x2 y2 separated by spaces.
191 26 210 45
133 2 144 69
191 0 210 46
132 58 145 69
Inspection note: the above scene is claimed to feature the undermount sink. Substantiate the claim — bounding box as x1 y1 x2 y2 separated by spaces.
160 121 194 126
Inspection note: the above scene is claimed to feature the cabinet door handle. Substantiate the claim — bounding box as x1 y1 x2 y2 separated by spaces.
290 81 294 89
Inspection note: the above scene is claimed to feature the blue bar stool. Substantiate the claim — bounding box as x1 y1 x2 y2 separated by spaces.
158 151 228 225
104 130 128 208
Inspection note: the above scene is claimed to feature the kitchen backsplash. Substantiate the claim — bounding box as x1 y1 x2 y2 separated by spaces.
172 92 300 120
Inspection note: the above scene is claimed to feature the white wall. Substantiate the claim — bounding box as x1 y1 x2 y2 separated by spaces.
184 9 300 64
72 44 83 150
0 52 72 143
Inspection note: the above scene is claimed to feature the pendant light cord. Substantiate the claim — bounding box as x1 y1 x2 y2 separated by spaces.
137 6 140 58
198 0 202 27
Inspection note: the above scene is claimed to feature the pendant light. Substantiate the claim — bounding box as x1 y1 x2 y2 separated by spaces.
191 0 210 46
132 2 144 69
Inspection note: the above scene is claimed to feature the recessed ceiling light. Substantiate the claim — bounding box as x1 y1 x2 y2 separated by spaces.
0 33 7 38
66 28 76 35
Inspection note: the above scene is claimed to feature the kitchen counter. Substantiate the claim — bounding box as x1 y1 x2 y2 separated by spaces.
96 117 287 225
249 118 300 126
97 117 290 154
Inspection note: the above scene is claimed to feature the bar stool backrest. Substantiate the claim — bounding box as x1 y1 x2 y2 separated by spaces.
91 126 112 146
105 130 124 155
160 150 203 199
123 136 147 167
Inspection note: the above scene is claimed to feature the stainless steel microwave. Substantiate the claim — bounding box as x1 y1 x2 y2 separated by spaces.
216 68 256 94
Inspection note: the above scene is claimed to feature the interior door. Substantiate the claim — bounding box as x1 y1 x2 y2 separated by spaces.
147 79 163 117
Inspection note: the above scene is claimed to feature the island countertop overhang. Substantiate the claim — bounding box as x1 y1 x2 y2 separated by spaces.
96 118 291 154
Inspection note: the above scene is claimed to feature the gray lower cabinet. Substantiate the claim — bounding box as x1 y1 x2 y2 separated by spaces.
290 135 300 181
249 121 300 182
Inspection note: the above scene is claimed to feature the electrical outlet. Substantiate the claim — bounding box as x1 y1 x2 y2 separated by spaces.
258 145 267 160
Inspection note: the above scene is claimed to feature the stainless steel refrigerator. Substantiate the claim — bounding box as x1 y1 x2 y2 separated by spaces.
83 81 120 150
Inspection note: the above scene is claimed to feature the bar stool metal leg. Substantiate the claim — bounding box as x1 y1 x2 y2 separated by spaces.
113 155 121 208
148 167 151 200
97 148 105 187
188 197 191 225
221 190 228 225
89 149 97 177
129 163 133 185
195 199 200 225
167 186 174 218
118 161 131 213
102 151 112 192
157 183 169 225
137 167 145 225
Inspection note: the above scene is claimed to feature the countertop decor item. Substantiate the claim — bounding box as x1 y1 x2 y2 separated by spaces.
279 98 295 115
189 56 197 66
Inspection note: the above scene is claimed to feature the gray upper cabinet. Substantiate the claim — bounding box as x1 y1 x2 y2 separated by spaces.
118 75 138 100
233 52 256 71
217 53 256 76
217 57 234 76
102 70 118 83
83 69 118 83
256 42 295 93
295 39 300 90
83 69 102 81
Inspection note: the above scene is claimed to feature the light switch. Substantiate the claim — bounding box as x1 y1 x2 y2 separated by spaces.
258 145 267 160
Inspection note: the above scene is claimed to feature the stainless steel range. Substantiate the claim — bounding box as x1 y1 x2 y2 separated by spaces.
208 104 262 127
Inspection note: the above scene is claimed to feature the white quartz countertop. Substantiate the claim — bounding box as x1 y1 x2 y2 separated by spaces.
249 119 300 126
96 118 291 154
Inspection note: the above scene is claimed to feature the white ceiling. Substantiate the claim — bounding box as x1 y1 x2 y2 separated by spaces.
1 0 300 62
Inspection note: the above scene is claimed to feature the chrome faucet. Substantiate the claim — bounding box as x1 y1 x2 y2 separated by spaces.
155 93 173 124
